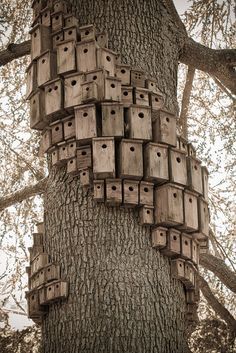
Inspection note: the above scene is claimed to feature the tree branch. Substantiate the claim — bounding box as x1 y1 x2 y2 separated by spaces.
0 178 47 212
179 66 195 139
198 275 236 332
200 253 236 294
0 40 30 67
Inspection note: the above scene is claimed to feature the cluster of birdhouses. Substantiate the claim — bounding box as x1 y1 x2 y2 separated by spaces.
26 0 211 322
25 222 68 324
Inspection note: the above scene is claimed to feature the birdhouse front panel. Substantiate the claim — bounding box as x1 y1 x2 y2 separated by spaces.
187 157 203 195
45 264 60 282
79 24 96 42
51 12 64 32
41 7 51 27
177 136 188 154
67 157 77 175
85 69 108 100
53 0 68 14
64 26 79 42
187 143 196 158
44 78 63 117
180 190 198 232
130 69 145 88
169 149 187 186
64 73 84 110
64 15 78 28
155 184 184 226
97 48 116 76
104 77 122 101
101 102 124 137
31 253 49 274
92 137 116 179
171 258 185 281
76 40 98 72
77 145 92 170
151 227 167 249
145 79 161 94
57 40 76 75
201 166 209 201
41 129 52 153
106 179 122 205
161 229 181 257
184 262 195 289
52 30 64 49
134 88 150 107
96 32 109 48
122 180 139 206
80 169 92 187
26 61 37 99
144 142 169 184
139 206 154 226
30 24 51 60
75 104 98 144
126 105 152 141
27 290 46 317
180 233 192 260
191 239 199 265
81 81 98 103
118 139 143 180
150 92 165 111
139 181 154 206
198 197 210 237
62 116 75 140
50 121 64 145
93 180 105 202
152 109 177 147
58 142 69 162
121 87 133 107
115 64 131 85
29 90 46 130
54 280 68 299
37 50 57 87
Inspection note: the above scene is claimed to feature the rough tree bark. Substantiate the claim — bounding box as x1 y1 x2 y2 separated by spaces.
41 1 191 353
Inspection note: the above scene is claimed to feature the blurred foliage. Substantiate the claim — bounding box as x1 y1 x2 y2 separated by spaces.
0 0 235 352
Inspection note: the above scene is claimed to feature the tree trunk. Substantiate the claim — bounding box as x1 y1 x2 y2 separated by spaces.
42 1 189 352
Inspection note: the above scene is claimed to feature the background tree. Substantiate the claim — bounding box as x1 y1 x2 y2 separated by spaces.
0 0 235 352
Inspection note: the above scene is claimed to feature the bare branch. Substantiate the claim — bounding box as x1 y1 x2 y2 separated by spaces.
0 40 30 67
198 275 236 331
200 253 236 294
0 178 47 212
179 66 195 139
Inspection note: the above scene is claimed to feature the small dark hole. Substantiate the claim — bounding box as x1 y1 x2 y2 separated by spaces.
129 186 134 192
157 152 161 157
102 144 107 149
93 75 97 80
111 110 116 115
32 295 35 299
111 83 115 88
48 268 50 272
166 117 169 122
83 172 86 176
71 80 77 86
176 157 181 163
56 285 59 288
130 147 135 152
185 240 188 245
64 47 68 52
44 13 48 17
106 56 111 62
56 36 60 40
84 48 88 53
48 88 52 93
121 69 126 74
55 126 60 131
160 233 163 236
123 91 128 96
155 97 159 102
82 151 87 156
33 100 36 104
83 112 88 117
189 198 192 203
144 187 149 192
70 160 74 164
85 30 90 35
54 86 58 90
173 236 177 240
173 193 177 198
179 263 182 267
97 186 100 189
68 30 72 35
147 210 150 214
140 94 144 99
182 143 185 148
63 147 66 151
42 59 46 64
70 144 74 148
138 112 144 118
194 165 198 170
68 122 72 127
49 287 51 291
55 16 59 20
86 87 89 91
112 186 117 191
151 83 154 86
34 33 37 38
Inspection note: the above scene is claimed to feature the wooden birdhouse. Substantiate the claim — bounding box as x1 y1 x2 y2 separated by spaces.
26 61 37 99
197 237 209 253
150 92 165 111
53 0 68 13
29 245 44 261
64 14 79 28
45 282 55 301
139 206 154 226
179 190 199 233
96 32 108 48
41 7 51 27
134 88 150 106
130 69 145 88
202 166 209 201
115 64 131 85
85 69 108 100
51 12 64 32
106 179 123 205
64 26 79 41
79 24 96 42
79 169 92 187
101 102 124 137
97 48 117 76
187 156 203 195
151 227 168 249
45 263 60 282
38 268 46 286
33 232 43 246
58 142 69 162
92 137 116 179
143 142 169 184
76 40 98 72
122 180 139 207
44 78 64 118
126 105 152 141
74 104 98 144
139 181 154 206
154 184 184 226
187 143 196 158
104 76 122 101
177 136 188 154
27 289 46 317
29 90 46 130
66 139 77 159
77 145 92 170
145 78 162 94
93 180 105 202
118 139 143 180
37 50 57 86
169 148 188 186
50 120 64 145
64 72 84 110
191 239 199 265
171 258 185 281
198 197 210 237
30 24 51 60
152 109 177 147
62 116 75 140
67 157 78 175
31 253 49 274
81 81 98 103
180 233 192 260
186 290 196 304
40 129 52 153
38 286 47 305
121 87 133 107
32 0 45 20
57 40 76 74
49 146 60 166
184 262 196 289
161 229 181 257
52 30 64 49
